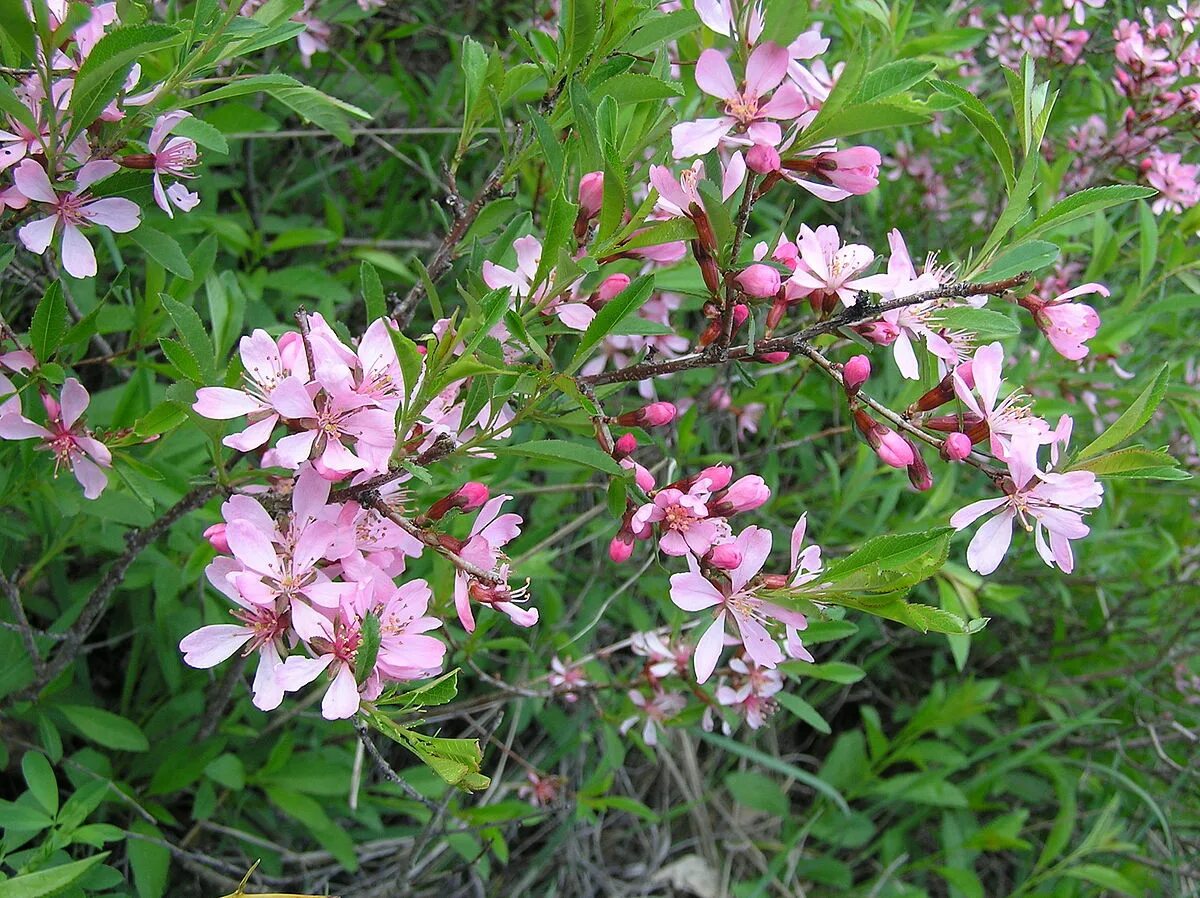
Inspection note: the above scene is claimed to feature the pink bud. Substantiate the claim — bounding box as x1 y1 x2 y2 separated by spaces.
596 273 630 302
711 475 770 516
855 320 900 346
204 523 230 554
746 143 781 174
616 401 677 428
633 462 656 493
609 532 634 563
735 263 781 298
425 482 489 520
707 542 743 569
955 360 975 390
613 432 638 460
578 171 604 218
940 432 973 461
698 464 733 492
755 351 790 364
877 430 915 468
732 304 750 327
842 354 871 395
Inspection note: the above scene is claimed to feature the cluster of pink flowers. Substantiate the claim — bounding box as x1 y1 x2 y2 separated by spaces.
984 11 1092 67
0 3 208 277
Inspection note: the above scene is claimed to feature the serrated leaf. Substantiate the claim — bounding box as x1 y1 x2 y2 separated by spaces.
160 293 214 380
1072 363 1168 461
354 613 381 685
0 853 109 898
569 274 654 371
932 307 1021 341
1071 446 1183 478
496 439 623 475
129 226 193 279
929 81 1015 190
29 282 67 362
169 115 228 153
1020 185 1158 241
360 261 386 323
979 239 1059 281
268 85 370 145
858 60 937 103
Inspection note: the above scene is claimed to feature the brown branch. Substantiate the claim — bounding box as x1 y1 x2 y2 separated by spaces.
17 481 228 699
391 156 512 326
353 719 436 809
366 496 503 583
579 273 1031 387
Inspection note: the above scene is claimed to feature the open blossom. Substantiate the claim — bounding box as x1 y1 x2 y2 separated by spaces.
1021 283 1107 360
453 495 537 631
620 689 686 746
145 111 200 216
785 224 892 310
631 631 692 679
672 42 808 159
633 480 724 557
482 235 546 300
548 657 589 702
14 159 140 278
715 657 784 731
669 526 811 683
1142 151 1200 215
953 342 1052 470
0 378 111 499
649 160 707 219
950 420 1103 575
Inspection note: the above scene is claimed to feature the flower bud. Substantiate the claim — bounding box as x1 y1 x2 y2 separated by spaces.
735 263 782 298
609 531 635 563
615 401 677 428
578 171 604 218
854 320 900 346
697 464 733 492
596 273 630 303
696 304 749 349
746 143 782 174
754 351 790 364
940 431 973 461
425 482 489 521
612 432 638 461
853 408 914 468
204 523 230 554
118 153 156 170
710 475 770 516
707 542 743 570
842 354 871 395
911 363 973 413
905 441 933 490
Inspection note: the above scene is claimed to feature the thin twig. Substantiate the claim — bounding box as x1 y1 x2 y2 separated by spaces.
353 719 436 809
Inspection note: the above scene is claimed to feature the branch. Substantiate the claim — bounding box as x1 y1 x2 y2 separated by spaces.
353 719 435 808
17 482 228 699
580 273 1031 387
1 569 44 679
366 496 503 584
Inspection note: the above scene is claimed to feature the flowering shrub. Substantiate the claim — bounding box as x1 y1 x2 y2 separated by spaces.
1 0 1197 895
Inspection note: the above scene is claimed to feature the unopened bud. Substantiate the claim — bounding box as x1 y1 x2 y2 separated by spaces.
746 143 781 174
707 542 743 569
425 482 489 521
615 401 677 428
578 171 604 218
613 432 638 460
118 153 155 170
595 273 630 303
940 431 973 461
842 354 871 395
735 263 781 298
204 523 229 554
710 475 771 516
609 532 635 563
906 442 933 490
853 408 914 468
754 351 790 364
855 320 900 346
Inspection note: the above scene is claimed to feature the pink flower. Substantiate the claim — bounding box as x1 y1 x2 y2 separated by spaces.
709 475 770 516
842 354 871 394
482 235 544 299
193 329 310 451
145 111 200 216
649 160 707 219
548 657 589 702
0 378 111 498
671 43 808 158
1022 283 1107 360
1142 151 1200 215
953 342 1052 469
633 481 724 557
781 145 882 201
950 427 1103 575
577 171 604 217
631 631 692 679
746 143 781 174
619 689 686 746
669 526 810 683
941 432 973 462
14 159 141 278
453 495 536 631
715 657 783 730
735 263 781 297
785 224 891 309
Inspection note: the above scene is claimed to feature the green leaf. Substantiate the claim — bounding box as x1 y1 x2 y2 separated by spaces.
21 752 58 816
128 226 193 279
775 692 832 734
929 81 1016 190
1071 446 1184 479
725 771 789 817
29 282 67 362
460 36 488 134
932 307 1021 341
700 732 850 814
1020 185 1158 241
569 274 654 371
823 528 955 582
360 261 386 323
267 85 370 145
355 612 381 685
593 73 683 104
858 60 937 103
68 25 182 141
1061 864 1140 896
204 754 246 791
623 9 700 56
617 216 695 252
496 439 623 475
160 293 215 381
0 854 109 898
561 0 600 73
1138 200 1158 285
802 662 866 684
369 711 490 791
979 239 1059 281
1072 363 1169 461
794 101 930 149
56 704 149 752
179 73 301 107
169 115 228 154
128 820 170 898
158 337 202 382
386 324 424 405
380 670 460 710
870 772 968 808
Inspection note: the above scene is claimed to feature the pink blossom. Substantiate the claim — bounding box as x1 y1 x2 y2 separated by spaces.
633 481 724 557
953 342 1052 469
785 224 891 309
1064 0 1105 25
950 425 1103 575
735 263 781 297
0 378 111 498
669 526 810 683
631 631 692 679
1022 283 1107 360
145 111 200 216
578 171 604 217
548 657 589 702
709 475 770 516
482 235 545 299
619 689 686 746
842 355 871 394
716 657 783 730
746 143 781 174
14 159 140 278
453 495 536 631
1142 151 1200 215
941 432 973 462
649 160 707 219
671 43 808 158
